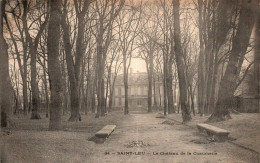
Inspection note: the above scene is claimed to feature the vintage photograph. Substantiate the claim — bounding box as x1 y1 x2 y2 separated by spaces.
0 0 259 162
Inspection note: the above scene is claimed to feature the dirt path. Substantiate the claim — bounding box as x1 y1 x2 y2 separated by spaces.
87 113 258 163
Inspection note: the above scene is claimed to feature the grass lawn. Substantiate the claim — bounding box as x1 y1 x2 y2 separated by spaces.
0 111 126 162
166 112 260 153
1 111 259 163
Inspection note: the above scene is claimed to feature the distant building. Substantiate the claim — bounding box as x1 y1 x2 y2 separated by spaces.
112 71 164 110
234 67 259 113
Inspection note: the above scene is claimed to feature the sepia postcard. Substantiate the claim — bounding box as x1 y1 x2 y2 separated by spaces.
0 0 259 162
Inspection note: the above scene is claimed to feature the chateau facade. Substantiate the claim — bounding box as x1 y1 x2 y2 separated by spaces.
112 71 164 109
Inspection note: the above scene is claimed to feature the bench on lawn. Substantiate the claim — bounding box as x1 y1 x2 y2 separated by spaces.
95 125 116 138
197 123 230 141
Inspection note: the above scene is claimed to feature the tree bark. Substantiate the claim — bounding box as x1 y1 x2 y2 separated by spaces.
85 53 92 114
148 52 153 113
254 12 260 102
101 79 106 116
43 54 49 118
47 0 63 130
123 55 129 115
172 0 191 123
22 0 43 119
61 0 89 121
208 0 256 122
153 75 157 108
4 15 29 115
1 0 13 127
163 53 168 115
96 33 105 118
105 66 111 114
22 64 28 115
91 60 97 114
167 61 175 114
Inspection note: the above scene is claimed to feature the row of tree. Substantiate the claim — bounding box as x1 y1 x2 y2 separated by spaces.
1 0 259 129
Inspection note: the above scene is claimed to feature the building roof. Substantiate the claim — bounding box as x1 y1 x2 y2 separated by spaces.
115 72 162 86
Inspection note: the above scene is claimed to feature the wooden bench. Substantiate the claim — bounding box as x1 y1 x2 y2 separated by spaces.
95 125 116 138
197 123 230 141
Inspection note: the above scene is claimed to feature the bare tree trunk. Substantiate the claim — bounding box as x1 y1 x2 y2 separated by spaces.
254 13 260 106
61 0 89 121
22 34 28 115
69 82 81 120
22 0 42 119
153 76 157 108
163 0 168 116
68 10 87 121
30 48 41 119
85 53 92 115
189 85 195 116
208 0 255 122
208 58 218 113
28 88 32 113
23 65 28 115
1 0 13 127
148 53 153 113
108 74 114 113
80 63 86 114
91 63 97 114
108 91 113 112
43 55 49 118
47 0 63 130
172 0 191 123
173 77 177 109
101 79 106 116
167 62 175 114
205 47 214 114
89 79 95 114
159 77 162 107
96 37 103 118
123 55 129 115
4 15 29 115
163 54 168 115
92 95 96 114
60 50 68 115
14 69 20 115
96 44 107 118
105 66 111 113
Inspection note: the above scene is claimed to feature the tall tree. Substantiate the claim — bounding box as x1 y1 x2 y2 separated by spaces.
253 3 260 107
156 0 175 115
137 7 159 113
61 0 90 121
172 0 191 123
47 0 63 130
1 0 13 127
197 0 206 116
105 40 121 112
196 0 234 115
117 1 142 114
208 0 256 122
94 0 124 117
4 4 29 115
22 0 49 119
